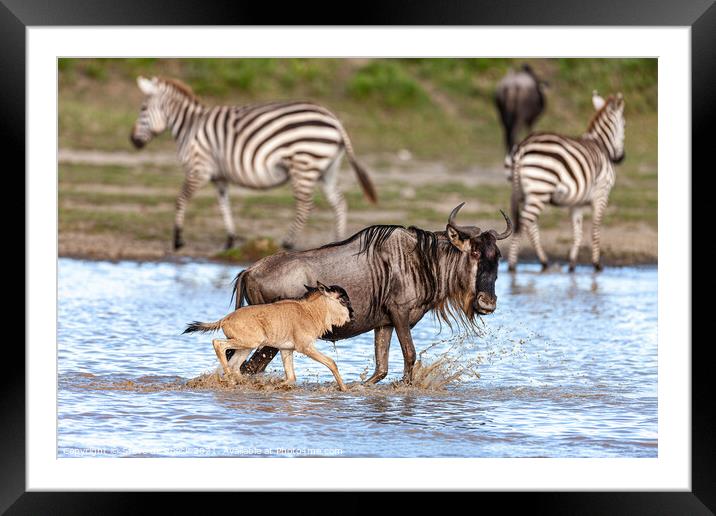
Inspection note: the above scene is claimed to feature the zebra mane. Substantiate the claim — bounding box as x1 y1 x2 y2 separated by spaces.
158 76 201 102
586 95 615 132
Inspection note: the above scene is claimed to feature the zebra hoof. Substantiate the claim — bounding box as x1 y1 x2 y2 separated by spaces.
540 262 549 272
173 227 185 251
568 264 576 273
593 262 604 272
508 264 517 273
224 235 236 250
281 241 295 251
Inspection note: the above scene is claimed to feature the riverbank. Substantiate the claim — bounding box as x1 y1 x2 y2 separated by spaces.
58 150 657 266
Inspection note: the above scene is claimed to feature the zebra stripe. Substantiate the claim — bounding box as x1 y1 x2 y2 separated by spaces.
131 76 377 251
507 92 625 272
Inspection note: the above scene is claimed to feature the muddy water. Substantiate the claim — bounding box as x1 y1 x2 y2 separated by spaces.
58 258 657 458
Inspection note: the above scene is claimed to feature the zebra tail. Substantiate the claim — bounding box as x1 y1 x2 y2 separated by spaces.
183 319 223 334
230 270 248 309
334 121 378 204
348 155 378 204
510 155 522 234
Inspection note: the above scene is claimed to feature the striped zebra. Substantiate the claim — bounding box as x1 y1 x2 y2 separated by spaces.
506 91 625 272
130 76 377 251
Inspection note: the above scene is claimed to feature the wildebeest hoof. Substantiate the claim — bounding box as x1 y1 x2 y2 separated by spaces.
364 371 387 385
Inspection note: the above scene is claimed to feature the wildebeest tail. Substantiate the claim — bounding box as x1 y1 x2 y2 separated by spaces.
335 120 377 204
230 270 248 309
182 320 223 334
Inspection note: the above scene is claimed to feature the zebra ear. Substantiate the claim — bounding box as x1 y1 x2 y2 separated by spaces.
592 90 606 111
137 76 158 96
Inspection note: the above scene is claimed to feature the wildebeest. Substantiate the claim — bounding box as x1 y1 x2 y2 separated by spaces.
183 282 354 391
495 64 547 155
229 204 512 384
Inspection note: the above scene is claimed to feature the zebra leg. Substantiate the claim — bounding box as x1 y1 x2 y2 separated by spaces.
174 171 210 251
213 179 238 250
520 194 550 270
320 155 348 241
591 197 608 271
526 221 549 271
282 169 318 250
568 206 584 273
508 229 521 272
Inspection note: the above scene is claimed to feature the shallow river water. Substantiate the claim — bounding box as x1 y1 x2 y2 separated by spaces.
58 257 657 458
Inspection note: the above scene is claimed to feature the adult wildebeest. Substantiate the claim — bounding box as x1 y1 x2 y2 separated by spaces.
495 64 547 155
229 203 512 384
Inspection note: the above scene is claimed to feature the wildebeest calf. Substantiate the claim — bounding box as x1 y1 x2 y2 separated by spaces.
183 282 354 391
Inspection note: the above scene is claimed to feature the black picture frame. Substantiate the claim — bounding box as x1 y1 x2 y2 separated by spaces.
8 0 710 513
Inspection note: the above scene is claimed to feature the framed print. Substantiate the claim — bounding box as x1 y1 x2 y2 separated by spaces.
8 0 712 513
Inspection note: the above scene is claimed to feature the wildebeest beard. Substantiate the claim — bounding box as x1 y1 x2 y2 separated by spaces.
320 223 481 334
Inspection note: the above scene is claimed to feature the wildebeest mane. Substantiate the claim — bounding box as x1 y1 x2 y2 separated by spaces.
320 224 479 333
319 224 404 256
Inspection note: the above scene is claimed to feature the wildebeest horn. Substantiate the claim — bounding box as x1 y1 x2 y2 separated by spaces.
489 210 513 240
448 202 481 237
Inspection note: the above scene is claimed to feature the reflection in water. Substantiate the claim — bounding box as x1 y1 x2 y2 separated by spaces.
58 258 657 458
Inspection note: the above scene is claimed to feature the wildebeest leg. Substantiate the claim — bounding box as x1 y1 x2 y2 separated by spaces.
364 325 394 385
239 346 280 375
212 338 250 383
280 349 296 386
301 343 347 392
389 312 416 384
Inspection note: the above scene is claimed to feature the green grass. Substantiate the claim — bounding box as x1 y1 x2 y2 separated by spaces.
58 57 657 166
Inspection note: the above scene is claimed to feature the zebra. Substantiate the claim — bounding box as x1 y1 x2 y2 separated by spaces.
130 76 377 251
506 91 625 272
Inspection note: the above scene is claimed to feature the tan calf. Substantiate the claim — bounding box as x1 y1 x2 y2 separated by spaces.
183 282 354 391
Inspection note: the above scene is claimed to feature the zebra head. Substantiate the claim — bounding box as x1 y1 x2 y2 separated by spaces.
131 76 168 149
591 91 626 164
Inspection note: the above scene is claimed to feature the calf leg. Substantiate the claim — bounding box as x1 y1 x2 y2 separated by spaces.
301 343 347 392
280 349 297 386
364 325 393 385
